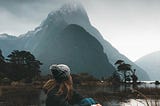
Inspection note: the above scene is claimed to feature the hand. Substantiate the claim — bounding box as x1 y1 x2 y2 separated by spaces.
91 104 102 106
96 104 102 106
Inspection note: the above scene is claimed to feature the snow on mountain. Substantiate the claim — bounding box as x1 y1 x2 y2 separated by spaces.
0 33 17 40
40 1 90 28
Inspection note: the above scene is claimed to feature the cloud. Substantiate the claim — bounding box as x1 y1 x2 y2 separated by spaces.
0 0 68 19
0 0 69 35
0 0 88 35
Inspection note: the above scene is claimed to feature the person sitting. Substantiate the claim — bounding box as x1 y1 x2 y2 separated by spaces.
43 64 102 106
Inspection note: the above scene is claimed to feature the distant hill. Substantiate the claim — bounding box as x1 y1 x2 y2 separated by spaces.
135 51 160 80
0 2 149 80
0 34 19 57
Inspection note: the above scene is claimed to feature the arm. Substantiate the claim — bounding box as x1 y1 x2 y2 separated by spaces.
69 90 84 105
69 91 102 106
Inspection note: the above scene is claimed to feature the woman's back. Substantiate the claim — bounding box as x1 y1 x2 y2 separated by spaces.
46 85 83 106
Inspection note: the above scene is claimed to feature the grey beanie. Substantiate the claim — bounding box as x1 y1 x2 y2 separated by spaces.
49 64 71 82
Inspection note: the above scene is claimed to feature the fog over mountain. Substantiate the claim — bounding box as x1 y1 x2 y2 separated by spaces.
0 2 149 80
136 51 160 80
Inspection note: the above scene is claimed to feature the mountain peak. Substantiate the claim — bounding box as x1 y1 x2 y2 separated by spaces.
57 0 85 15
41 1 90 27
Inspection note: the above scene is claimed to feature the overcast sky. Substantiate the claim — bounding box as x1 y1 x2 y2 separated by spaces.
0 0 160 61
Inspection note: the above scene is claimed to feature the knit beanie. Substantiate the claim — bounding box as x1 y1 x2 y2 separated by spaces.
49 64 71 82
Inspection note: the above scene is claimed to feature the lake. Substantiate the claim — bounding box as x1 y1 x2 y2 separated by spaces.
0 81 160 106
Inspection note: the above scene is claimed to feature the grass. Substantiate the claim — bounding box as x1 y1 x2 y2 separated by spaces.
0 86 41 106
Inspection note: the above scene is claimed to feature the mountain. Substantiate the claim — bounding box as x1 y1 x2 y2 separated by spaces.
0 34 19 57
135 51 160 80
30 24 115 78
0 1 149 80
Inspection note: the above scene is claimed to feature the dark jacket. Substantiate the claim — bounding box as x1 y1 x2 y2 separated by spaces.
46 87 84 106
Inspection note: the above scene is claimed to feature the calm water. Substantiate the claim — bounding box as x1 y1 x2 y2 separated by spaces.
1 81 160 106
77 81 160 93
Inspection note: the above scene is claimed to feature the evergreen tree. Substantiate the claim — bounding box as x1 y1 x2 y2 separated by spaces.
0 49 6 79
0 49 5 63
115 60 132 83
7 50 42 81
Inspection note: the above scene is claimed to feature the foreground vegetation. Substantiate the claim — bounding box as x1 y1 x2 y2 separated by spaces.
0 86 41 106
0 81 160 106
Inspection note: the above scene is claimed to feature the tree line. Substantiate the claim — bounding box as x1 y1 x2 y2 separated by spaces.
0 49 139 84
0 49 42 82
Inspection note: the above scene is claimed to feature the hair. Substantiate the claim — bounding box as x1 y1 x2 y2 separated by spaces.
43 75 73 100
43 79 56 94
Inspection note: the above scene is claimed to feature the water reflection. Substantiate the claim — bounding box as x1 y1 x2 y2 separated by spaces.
121 99 160 106
109 81 160 92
